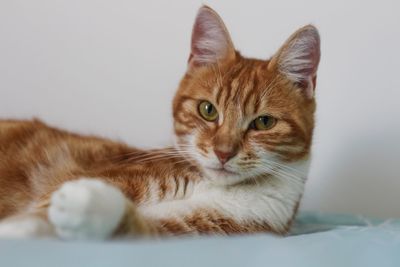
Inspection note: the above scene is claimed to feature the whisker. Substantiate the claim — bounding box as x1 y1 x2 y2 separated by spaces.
260 159 306 175
113 147 199 164
109 147 177 159
257 165 304 183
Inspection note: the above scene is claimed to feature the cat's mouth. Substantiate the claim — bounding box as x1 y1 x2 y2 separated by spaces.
206 167 238 176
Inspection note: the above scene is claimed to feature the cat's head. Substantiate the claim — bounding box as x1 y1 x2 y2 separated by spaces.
173 6 320 185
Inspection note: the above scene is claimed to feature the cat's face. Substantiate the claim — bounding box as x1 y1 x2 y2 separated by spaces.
173 6 320 185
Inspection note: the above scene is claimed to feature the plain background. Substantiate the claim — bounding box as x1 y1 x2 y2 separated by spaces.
0 0 399 218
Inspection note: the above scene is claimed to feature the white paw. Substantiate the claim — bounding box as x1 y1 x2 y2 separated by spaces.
0 216 53 239
48 178 126 240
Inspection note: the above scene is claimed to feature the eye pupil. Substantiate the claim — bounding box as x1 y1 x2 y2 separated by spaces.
205 104 213 114
259 116 269 125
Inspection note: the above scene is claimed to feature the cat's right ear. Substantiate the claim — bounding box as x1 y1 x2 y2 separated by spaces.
188 6 236 70
268 25 320 98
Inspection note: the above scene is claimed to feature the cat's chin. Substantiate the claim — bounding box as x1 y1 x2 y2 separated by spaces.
202 167 247 186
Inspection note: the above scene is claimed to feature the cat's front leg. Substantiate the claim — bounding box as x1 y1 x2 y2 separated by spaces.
118 196 275 237
48 178 137 240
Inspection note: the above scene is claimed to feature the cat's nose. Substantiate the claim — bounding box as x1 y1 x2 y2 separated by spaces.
214 149 237 165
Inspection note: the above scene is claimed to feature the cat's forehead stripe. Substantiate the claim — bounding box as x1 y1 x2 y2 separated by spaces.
214 63 268 115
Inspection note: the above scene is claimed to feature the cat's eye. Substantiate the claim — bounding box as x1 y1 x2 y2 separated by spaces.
198 101 218 121
250 115 277 131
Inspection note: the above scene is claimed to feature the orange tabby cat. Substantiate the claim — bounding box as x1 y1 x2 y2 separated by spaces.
0 6 320 239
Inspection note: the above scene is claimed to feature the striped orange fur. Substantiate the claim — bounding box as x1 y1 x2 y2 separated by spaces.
0 6 320 239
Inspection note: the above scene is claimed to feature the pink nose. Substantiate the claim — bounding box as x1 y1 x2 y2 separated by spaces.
214 149 237 164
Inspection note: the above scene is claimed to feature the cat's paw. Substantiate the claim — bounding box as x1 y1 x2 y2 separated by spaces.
48 178 126 240
0 216 53 239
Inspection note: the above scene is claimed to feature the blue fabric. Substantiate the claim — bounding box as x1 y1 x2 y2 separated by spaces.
1 212 399 267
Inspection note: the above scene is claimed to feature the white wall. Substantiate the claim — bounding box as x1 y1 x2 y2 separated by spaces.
1 0 399 218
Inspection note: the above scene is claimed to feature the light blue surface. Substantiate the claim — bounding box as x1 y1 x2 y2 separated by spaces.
1 212 399 267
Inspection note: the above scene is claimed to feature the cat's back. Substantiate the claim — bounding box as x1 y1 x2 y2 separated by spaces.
0 119 53 150
0 119 130 157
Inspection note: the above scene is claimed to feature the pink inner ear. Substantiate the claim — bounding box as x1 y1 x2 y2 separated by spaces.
189 7 233 67
278 26 320 97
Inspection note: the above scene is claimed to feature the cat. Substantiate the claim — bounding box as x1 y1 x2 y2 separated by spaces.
0 6 320 240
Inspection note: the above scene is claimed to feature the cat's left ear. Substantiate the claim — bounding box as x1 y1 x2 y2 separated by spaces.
188 6 236 70
268 25 321 98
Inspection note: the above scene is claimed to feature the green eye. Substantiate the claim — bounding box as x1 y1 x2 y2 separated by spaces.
251 115 277 131
198 101 218 121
